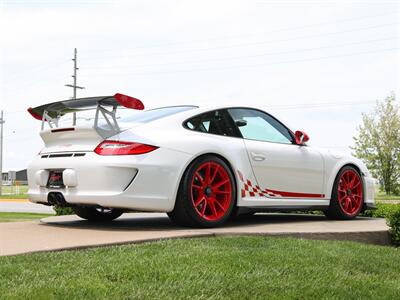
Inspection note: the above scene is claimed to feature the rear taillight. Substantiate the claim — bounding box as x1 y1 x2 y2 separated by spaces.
94 140 158 155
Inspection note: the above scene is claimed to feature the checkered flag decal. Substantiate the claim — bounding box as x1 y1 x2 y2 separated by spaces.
237 170 282 198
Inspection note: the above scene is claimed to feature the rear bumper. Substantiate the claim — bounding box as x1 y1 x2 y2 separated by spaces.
27 149 192 212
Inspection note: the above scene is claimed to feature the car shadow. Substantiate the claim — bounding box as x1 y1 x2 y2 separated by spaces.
39 213 364 232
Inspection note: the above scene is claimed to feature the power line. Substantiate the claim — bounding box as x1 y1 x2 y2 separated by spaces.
85 12 397 54
87 47 399 77
85 36 397 70
82 22 398 61
268 101 378 110
6 59 69 81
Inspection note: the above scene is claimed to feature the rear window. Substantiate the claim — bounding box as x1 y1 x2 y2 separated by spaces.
56 105 197 129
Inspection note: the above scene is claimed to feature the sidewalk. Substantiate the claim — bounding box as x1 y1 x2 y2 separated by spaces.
0 199 54 213
0 213 390 256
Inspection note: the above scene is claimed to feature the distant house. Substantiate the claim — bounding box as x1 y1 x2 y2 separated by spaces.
1 169 27 183
16 169 28 181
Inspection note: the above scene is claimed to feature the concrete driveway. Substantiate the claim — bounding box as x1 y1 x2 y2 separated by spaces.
0 199 54 213
0 213 390 256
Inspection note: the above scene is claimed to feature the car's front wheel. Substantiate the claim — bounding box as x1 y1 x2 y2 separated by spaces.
325 166 364 220
168 155 236 228
73 206 123 222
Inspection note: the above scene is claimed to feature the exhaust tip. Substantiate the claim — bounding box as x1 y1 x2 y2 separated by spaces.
47 193 56 205
47 192 68 207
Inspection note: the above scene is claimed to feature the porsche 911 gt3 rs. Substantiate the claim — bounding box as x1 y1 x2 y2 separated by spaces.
27 93 375 227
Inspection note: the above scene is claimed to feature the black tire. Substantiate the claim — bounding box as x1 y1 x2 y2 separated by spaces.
168 155 236 228
324 166 364 220
231 207 256 220
73 206 123 222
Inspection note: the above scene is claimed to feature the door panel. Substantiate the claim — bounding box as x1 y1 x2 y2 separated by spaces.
227 108 325 198
244 139 325 197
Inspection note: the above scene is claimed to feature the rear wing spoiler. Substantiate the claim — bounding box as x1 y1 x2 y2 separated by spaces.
27 93 144 131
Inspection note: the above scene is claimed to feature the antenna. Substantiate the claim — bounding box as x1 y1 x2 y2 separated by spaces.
65 48 85 125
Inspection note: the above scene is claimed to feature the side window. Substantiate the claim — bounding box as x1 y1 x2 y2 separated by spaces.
228 108 293 144
184 110 240 137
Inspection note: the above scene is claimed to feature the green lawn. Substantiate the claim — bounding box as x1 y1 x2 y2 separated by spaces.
0 194 29 199
0 212 53 222
0 237 399 299
376 190 400 201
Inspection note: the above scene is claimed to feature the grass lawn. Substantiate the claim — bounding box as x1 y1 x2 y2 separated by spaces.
0 237 399 299
376 190 400 201
0 194 29 199
0 212 53 222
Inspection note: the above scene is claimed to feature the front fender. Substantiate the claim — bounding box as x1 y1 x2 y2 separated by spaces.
323 154 373 201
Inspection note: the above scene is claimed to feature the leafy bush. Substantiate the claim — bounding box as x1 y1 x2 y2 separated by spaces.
361 203 400 218
52 205 74 216
387 209 400 247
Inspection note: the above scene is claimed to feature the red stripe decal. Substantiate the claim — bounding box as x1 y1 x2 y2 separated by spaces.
265 189 325 198
237 169 325 199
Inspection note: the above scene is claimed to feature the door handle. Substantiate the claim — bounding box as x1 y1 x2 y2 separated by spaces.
251 152 266 161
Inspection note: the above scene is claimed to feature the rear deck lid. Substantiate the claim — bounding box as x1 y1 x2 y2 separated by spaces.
39 126 105 153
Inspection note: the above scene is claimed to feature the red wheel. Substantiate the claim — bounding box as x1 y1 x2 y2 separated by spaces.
191 162 233 221
337 169 363 216
168 155 236 227
325 166 364 219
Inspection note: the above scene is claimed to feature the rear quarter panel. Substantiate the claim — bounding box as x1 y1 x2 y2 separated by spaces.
114 119 254 208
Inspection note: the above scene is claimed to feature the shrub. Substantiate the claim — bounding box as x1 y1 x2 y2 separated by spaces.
52 205 74 216
387 208 400 247
361 203 400 218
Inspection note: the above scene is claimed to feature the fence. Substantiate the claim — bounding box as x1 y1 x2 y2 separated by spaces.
1 182 28 196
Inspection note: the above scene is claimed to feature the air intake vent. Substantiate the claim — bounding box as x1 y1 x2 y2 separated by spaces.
41 153 86 158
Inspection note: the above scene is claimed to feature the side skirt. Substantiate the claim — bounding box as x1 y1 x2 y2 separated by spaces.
237 205 329 215
238 196 330 207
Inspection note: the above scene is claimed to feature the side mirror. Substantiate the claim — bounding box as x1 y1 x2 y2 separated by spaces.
235 119 247 127
294 130 309 145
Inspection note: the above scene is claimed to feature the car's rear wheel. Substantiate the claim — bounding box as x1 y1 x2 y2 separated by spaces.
73 206 123 222
168 155 236 228
325 166 363 220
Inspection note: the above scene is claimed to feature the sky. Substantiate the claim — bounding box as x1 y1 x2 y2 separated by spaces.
0 0 399 171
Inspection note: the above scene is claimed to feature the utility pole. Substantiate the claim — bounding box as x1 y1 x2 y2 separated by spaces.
65 48 85 125
0 110 4 195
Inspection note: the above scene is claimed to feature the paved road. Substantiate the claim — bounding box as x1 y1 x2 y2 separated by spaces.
0 213 390 256
0 199 54 213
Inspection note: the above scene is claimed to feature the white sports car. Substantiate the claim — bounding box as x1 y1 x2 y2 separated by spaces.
27 93 375 227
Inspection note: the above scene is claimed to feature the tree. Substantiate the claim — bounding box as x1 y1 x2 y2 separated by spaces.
353 93 400 195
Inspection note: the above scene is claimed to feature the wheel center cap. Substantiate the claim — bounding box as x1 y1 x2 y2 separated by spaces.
204 187 212 197
347 188 352 196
